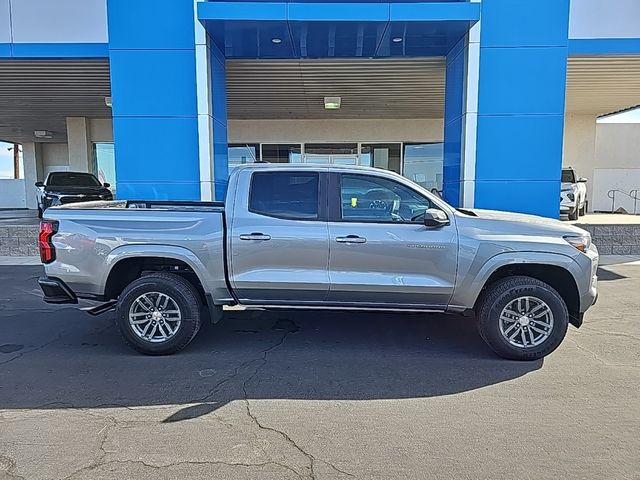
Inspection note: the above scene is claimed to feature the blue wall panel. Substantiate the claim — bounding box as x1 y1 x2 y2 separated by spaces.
442 37 465 207
480 0 569 47
211 43 229 201
108 0 202 201
474 0 570 218
109 50 198 117
477 47 568 116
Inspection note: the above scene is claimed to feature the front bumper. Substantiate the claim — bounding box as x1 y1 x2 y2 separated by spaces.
38 276 78 304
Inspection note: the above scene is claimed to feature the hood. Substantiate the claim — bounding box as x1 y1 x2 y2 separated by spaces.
457 208 588 237
44 185 111 195
561 182 577 191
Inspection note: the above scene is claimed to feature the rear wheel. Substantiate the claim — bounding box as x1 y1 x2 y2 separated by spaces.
477 276 569 361
37 207 43 219
115 273 202 355
579 201 587 216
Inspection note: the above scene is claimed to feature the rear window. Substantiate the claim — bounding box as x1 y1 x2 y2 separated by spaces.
47 172 101 187
249 172 319 220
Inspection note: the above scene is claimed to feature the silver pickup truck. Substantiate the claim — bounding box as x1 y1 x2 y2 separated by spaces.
38 164 598 360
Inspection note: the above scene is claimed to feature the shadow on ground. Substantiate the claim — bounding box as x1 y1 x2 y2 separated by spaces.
0 266 542 419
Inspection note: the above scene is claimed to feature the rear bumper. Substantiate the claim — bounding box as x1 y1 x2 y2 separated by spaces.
38 276 78 304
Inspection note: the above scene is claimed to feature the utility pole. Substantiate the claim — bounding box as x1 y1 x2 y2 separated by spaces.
13 143 20 179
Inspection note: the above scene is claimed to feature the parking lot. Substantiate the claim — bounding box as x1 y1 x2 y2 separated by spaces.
1 262 639 480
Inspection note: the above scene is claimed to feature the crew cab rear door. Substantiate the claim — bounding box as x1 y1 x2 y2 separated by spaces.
229 169 330 304
326 171 457 308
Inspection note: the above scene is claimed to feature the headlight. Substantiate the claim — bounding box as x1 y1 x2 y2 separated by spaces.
564 235 591 253
567 192 575 201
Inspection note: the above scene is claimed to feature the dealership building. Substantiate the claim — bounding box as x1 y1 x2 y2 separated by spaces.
1 0 639 217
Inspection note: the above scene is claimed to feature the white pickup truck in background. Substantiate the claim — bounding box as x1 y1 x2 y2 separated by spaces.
561 167 588 220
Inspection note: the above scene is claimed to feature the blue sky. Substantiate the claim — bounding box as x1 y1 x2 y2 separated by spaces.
0 141 17 179
598 107 640 123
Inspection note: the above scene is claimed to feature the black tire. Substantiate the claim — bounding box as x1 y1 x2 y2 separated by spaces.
37 207 43 219
477 276 569 361
579 202 587 216
115 272 202 355
568 206 578 221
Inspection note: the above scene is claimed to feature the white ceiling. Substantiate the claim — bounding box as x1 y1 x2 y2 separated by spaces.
226 58 446 120
0 56 639 144
0 59 111 143
566 57 640 115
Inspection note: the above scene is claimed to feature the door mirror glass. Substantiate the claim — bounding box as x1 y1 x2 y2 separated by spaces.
578 177 588 183
423 209 449 228
103 182 111 188
35 181 44 187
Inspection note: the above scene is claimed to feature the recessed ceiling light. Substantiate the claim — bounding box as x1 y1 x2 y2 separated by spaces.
324 96 341 110
271 37 282 44
392 37 403 43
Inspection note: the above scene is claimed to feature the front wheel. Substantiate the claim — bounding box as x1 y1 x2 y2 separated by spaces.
477 276 569 361
115 272 202 355
568 206 579 221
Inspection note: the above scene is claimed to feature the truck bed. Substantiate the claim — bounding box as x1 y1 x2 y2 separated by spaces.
42 200 231 303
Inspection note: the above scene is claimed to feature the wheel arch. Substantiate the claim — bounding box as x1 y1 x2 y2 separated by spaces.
474 261 581 327
102 246 210 302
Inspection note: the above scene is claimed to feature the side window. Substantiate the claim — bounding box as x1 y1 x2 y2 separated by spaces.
340 174 432 223
249 172 319 220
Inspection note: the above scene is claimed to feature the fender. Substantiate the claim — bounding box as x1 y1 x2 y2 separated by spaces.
449 251 581 311
99 244 231 303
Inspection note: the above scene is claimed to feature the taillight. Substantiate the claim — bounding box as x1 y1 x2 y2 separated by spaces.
39 220 58 264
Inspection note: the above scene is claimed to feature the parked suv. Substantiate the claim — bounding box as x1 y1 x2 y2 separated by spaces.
35 172 112 218
560 167 588 220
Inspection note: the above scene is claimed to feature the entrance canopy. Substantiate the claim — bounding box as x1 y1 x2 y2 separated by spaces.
198 1 480 59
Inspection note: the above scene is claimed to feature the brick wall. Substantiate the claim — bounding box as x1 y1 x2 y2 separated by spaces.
577 224 640 255
0 226 39 256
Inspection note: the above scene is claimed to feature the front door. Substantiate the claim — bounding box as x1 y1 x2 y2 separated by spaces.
229 169 330 304
327 172 458 308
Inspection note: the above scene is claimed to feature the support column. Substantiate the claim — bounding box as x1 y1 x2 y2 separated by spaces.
22 142 43 209
193 0 228 202
66 117 92 172
107 0 201 200
473 0 570 217
443 1 480 208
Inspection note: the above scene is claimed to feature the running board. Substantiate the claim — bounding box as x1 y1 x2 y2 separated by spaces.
81 300 117 316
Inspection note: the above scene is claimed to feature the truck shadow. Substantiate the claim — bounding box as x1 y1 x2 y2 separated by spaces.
0 304 542 416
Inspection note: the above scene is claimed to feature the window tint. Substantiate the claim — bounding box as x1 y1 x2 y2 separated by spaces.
340 174 432 223
561 169 575 183
47 172 101 187
250 172 319 220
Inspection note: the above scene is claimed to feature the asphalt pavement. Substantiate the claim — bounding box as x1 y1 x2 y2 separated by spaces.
0 263 638 479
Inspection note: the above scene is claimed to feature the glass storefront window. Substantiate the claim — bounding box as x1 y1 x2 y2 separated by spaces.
93 143 116 195
303 143 358 165
261 144 302 163
228 144 259 174
360 143 401 173
403 143 444 193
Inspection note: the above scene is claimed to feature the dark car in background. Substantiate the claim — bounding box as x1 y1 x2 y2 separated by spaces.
35 172 113 218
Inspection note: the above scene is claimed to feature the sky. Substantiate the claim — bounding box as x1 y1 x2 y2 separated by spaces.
597 107 640 123
0 141 17 179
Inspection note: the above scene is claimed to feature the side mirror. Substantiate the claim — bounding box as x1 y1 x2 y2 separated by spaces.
578 177 588 183
423 208 450 228
35 181 44 188
103 182 111 188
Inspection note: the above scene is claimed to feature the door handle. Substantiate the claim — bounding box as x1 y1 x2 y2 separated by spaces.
239 233 271 241
336 235 366 244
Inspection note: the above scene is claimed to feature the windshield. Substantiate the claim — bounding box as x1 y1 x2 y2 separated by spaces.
561 169 575 183
47 172 101 187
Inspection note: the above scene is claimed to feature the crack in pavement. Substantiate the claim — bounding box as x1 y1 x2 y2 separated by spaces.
0 453 26 480
61 458 301 479
568 337 640 368
240 320 355 480
0 331 66 366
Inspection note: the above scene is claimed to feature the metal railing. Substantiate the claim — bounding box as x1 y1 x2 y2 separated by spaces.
607 189 640 214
